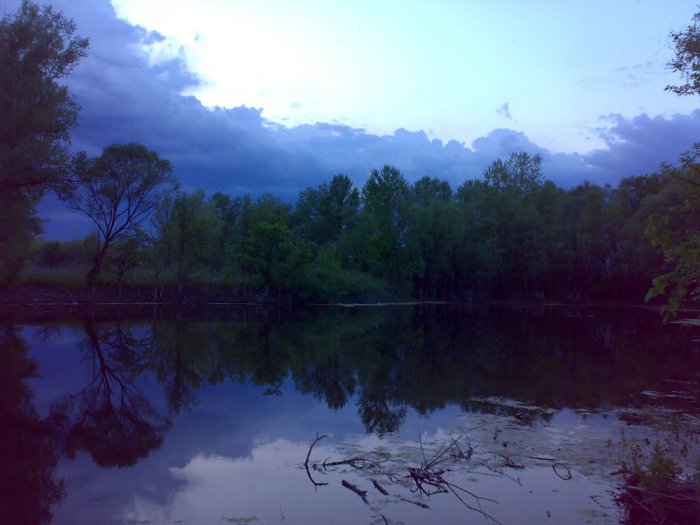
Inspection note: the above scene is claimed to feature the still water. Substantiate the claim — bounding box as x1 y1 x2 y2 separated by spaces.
2 304 699 524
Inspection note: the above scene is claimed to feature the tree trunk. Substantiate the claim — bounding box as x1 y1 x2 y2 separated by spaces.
86 241 110 289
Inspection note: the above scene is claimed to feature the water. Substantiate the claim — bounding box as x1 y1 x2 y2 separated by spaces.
1 304 699 524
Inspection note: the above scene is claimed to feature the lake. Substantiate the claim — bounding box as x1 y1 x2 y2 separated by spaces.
2 304 699 524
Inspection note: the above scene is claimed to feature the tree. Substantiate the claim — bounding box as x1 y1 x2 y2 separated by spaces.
63 143 176 287
152 190 223 285
666 11 700 96
483 151 543 192
645 149 700 311
643 11 700 310
406 177 462 299
292 174 359 246
360 165 412 287
231 194 308 294
470 152 547 297
105 230 146 293
0 0 88 284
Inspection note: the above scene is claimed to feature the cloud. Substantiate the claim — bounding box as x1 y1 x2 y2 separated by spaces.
22 0 700 239
496 102 513 120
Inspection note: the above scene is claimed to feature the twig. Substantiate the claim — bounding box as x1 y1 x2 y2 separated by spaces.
323 456 382 470
500 455 524 469
342 479 369 504
444 482 502 525
399 497 430 509
526 456 556 461
304 433 328 488
552 463 572 480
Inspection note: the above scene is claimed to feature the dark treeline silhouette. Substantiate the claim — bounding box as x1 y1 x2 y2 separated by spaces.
32 152 686 305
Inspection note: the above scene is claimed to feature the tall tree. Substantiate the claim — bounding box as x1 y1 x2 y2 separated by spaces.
360 165 411 287
293 174 359 246
152 190 223 285
644 11 700 310
63 143 176 287
645 150 700 311
477 152 546 297
0 0 88 284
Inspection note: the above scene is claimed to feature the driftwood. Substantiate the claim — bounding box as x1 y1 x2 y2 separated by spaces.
341 479 369 504
372 478 389 495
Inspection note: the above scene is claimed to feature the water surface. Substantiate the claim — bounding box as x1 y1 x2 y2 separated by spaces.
2 304 698 524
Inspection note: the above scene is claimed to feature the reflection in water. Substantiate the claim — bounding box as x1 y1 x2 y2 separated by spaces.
52 318 171 468
119 427 622 525
1 305 698 523
0 324 64 525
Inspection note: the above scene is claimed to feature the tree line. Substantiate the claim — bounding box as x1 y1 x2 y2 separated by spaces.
2 1 699 308
25 154 693 306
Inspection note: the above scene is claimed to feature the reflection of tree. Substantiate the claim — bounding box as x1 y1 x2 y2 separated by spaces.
149 316 229 413
0 324 64 525
274 306 700 432
54 318 170 468
220 320 289 392
294 357 356 409
357 393 406 434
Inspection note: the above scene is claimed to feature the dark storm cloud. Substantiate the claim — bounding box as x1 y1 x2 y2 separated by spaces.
586 112 700 177
19 0 700 238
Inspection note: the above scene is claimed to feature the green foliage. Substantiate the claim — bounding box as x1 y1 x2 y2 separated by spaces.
483 152 543 192
0 0 88 284
360 165 412 289
229 194 302 293
293 174 360 246
644 12 700 311
667 11 700 96
0 194 41 284
645 147 700 312
105 230 147 289
632 444 680 491
618 442 700 525
22 150 690 305
406 186 464 299
152 190 223 285
302 245 388 302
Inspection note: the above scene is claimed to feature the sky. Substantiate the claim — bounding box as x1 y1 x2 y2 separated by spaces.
3 0 699 237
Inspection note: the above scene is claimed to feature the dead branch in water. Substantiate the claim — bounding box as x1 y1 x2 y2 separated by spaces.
304 432 507 524
304 433 328 488
323 456 383 470
372 478 390 495
399 496 430 509
553 462 572 480
342 479 369 504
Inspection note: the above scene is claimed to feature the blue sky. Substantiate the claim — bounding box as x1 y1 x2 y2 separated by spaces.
3 0 698 237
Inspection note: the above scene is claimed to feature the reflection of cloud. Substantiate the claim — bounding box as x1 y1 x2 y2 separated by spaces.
121 440 372 525
119 426 621 525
